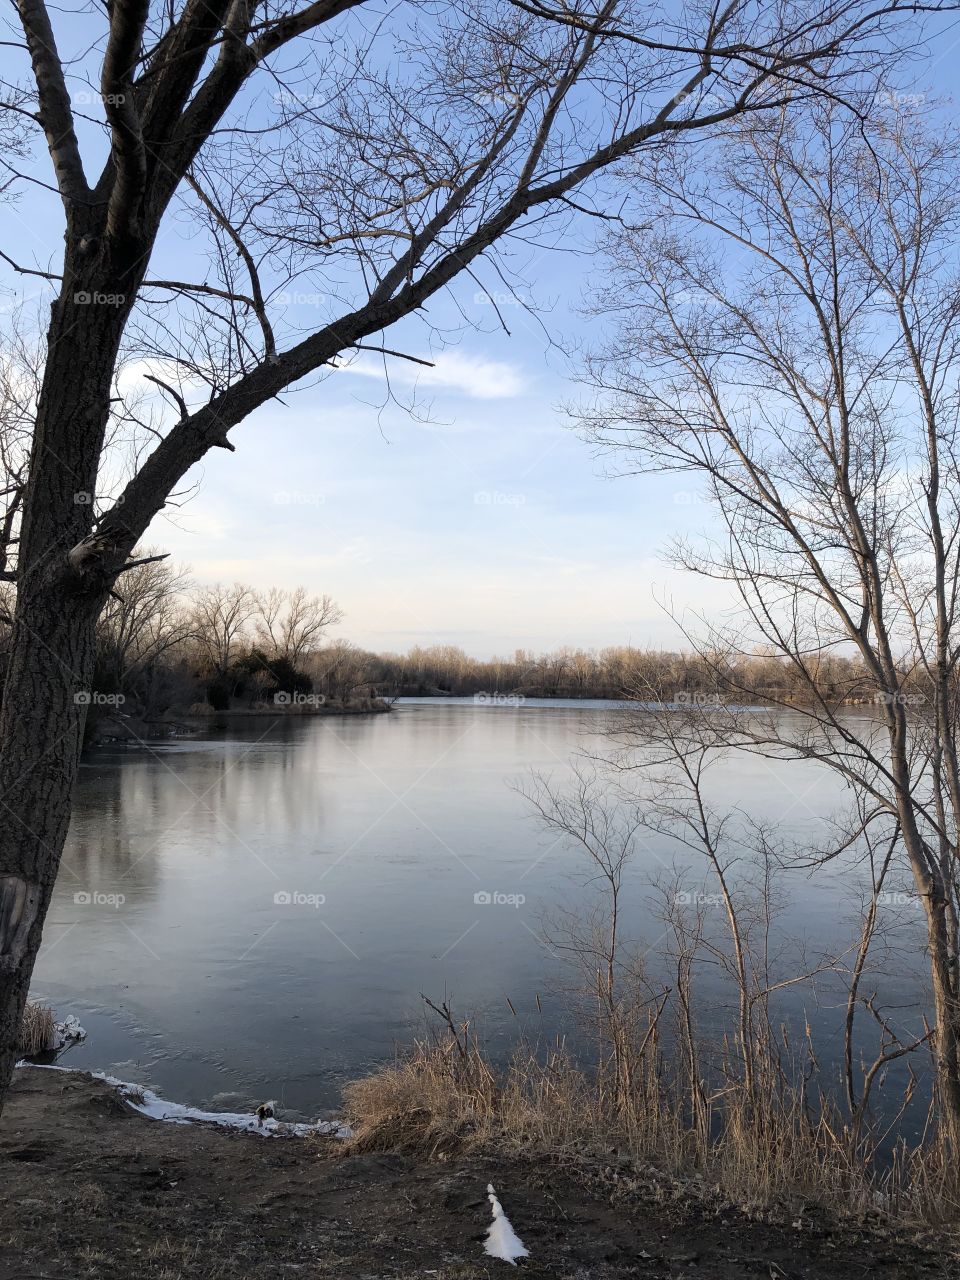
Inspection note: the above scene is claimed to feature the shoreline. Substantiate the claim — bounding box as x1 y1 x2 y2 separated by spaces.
86 700 392 745
2 1064 956 1279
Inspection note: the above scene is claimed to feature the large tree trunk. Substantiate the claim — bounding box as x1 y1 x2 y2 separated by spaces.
0 594 99 1102
892 728 960 1162
926 902 960 1161
0 282 128 1110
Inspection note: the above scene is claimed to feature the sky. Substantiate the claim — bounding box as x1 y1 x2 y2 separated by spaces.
146 338 732 656
2 6 959 658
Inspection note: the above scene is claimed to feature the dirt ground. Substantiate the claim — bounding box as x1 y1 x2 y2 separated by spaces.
0 1067 956 1280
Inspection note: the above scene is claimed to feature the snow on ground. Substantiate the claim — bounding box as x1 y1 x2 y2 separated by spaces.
20 1064 350 1138
53 1015 86 1048
483 1183 530 1265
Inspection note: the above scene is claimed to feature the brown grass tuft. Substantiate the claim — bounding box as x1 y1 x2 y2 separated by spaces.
18 1002 56 1056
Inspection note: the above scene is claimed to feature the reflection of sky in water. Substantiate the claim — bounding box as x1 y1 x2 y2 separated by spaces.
32 702 929 1123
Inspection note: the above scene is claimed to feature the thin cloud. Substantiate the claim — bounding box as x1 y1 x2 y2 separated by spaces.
343 349 527 400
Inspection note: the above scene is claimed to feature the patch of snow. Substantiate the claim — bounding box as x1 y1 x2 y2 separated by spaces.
483 1183 530 1266
54 1015 86 1048
19 1064 350 1139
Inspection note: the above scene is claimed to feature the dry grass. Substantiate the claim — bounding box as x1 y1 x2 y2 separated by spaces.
345 1037 593 1158
18 1001 55 1056
343 1010 960 1226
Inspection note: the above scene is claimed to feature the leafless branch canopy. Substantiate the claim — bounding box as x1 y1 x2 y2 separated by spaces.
579 98 960 1154
1 0 948 582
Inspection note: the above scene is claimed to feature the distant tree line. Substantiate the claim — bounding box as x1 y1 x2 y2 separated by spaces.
0 559 917 726
360 643 885 705
0 558 375 735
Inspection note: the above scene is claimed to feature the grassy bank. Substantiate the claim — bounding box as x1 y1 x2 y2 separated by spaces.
343 1013 960 1231
2 1066 957 1280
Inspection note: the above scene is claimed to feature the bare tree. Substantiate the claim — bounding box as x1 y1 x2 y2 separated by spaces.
189 582 257 678
96 548 191 689
309 638 373 702
579 101 960 1159
255 586 342 668
0 0 951 1109
521 747 845 1165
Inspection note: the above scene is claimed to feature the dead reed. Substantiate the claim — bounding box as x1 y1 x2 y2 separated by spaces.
18 1001 56 1056
343 996 960 1226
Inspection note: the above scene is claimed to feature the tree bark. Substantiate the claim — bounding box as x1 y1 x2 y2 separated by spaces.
0 282 129 1109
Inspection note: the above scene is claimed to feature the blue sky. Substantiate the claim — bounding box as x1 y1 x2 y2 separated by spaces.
1 93 730 659
122 253 734 655
3 7 958 657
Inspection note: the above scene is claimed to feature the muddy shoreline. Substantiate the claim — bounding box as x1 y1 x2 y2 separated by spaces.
1 1066 956 1279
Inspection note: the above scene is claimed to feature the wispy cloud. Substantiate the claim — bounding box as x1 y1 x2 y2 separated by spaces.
115 357 207 402
343 349 527 400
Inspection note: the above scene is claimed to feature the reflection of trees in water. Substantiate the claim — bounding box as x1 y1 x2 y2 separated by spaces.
63 760 171 899
61 725 387 897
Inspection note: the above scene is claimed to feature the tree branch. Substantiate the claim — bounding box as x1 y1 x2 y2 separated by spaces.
351 344 435 367
116 552 170 572
14 0 89 207
0 249 60 282
186 172 277 362
101 0 151 241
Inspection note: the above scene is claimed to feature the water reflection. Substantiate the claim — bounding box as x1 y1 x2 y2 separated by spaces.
32 701 927 1119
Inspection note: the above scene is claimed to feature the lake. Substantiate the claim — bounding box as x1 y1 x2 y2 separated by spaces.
31 699 929 1121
